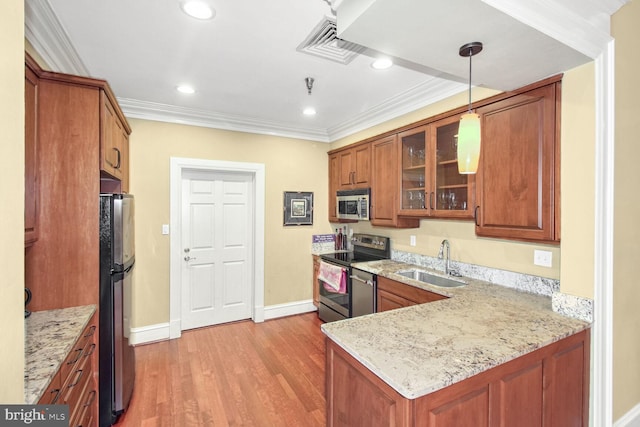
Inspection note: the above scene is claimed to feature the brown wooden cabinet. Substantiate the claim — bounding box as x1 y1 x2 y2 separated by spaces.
24 61 39 246
475 82 560 243
326 329 590 427
328 153 340 222
100 91 131 192
370 135 419 228
312 255 320 307
337 143 370 189
38 313 98 427
398 117 474 219
376 276 447 312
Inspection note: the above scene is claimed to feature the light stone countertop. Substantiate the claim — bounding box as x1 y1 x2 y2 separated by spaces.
321 260 590 400
24 305 96 404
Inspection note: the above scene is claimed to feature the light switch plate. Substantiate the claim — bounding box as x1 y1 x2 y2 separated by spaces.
162 224 170 235
410 235 416 246
534 250 552 267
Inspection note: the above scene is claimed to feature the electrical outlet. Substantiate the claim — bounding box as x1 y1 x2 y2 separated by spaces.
533 250 552 267
162 224 170 235
410 235 416 246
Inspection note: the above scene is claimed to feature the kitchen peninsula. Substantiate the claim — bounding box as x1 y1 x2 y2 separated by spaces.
322 260 590 426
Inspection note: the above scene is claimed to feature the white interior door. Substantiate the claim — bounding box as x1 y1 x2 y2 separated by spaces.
180 169 253 330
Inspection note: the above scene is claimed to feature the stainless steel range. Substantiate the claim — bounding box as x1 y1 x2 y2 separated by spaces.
318 233 390 322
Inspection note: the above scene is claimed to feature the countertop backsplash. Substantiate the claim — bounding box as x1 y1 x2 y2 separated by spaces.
392 249 593 323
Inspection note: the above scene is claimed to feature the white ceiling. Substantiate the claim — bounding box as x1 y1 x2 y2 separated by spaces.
25 0 627 143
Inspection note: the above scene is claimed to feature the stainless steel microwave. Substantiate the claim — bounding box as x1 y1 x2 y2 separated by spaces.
337 189 370 220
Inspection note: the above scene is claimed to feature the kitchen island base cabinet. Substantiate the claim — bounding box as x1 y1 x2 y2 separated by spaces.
326 329 589 427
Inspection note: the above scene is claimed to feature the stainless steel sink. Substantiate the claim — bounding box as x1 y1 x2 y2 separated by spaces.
395 269 467 288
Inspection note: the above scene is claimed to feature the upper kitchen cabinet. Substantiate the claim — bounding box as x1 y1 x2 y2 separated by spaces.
25 59 39 246
100 91 131 193
371 135 419 229
335 142 371 190
24 53 131 311
398 117 474 219
475 80 560 243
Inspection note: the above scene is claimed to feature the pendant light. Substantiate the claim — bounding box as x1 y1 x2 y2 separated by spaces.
457 42 483 174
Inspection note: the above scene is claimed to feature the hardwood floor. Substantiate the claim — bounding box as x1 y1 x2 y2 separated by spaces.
114 313 326 427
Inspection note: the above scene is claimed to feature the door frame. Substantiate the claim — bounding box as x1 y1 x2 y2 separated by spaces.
169 157 265 339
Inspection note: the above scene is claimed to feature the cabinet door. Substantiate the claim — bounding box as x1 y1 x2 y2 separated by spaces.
399 126 428 214
337 144 371 189
119 123 130 193
431 115 475 218
377 289 411 312
371 136 419 228
326 338 412 427
475 83 559 243
25 65 39 246
328 153 340 221
339 149 354 187
100 92 123 180
353 143 371 186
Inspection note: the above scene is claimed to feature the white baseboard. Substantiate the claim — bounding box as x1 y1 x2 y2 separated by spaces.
615 404 640 427
129 322 171 346
129 299 318 345
263 299 317 320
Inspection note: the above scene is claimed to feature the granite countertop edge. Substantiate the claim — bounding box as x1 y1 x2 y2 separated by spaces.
24 305 96 404
321 260 591 400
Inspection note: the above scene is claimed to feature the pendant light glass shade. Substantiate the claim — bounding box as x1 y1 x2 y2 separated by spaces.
457 112 481 174
457 41 483 174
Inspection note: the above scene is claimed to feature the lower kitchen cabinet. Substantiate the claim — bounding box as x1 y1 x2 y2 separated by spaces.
326 328 589 427
376 276 447 312
312 255 320 307
38 312 98 426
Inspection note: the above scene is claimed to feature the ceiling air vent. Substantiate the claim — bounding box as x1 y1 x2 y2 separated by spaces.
297 17 365 65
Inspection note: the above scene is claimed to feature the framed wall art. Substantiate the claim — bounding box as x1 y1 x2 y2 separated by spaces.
283 191 313 226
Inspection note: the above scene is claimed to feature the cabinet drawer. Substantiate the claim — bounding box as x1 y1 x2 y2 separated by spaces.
60 348 92 410
69 375 96 427
61 324 96 380
377 276 447 305
37 369 62 404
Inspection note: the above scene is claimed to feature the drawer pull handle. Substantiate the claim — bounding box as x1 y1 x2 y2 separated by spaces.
68 348 83 365
50 388 61 404
84 343 96 357
69 369 83 388
84 326 96 337
84 390 97 407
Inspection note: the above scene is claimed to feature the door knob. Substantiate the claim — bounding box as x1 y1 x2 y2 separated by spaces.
184 255 196 261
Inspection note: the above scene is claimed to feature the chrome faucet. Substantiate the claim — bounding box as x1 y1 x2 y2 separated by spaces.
438 239 451 275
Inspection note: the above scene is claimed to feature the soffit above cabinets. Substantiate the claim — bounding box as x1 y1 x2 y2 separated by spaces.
334 0 629 91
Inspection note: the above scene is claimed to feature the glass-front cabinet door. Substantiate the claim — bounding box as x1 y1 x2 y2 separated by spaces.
398 117 474 218
431 115 474 218
399 126 428 212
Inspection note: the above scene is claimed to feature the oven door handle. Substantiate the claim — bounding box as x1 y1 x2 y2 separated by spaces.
350 275 373 287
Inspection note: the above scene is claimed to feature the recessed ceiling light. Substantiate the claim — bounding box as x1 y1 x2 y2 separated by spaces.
371 58 393 70
180 1 215 20
176 84 195 94
303 107 317 116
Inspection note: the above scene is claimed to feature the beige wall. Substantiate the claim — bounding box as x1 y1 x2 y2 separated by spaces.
612 0 640 421
128 119 332 327
0 0 25 403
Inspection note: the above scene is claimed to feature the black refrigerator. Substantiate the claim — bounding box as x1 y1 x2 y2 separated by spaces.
99 194 136 427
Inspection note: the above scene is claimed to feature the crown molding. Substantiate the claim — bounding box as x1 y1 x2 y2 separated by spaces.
118 98 333 142
327 78 466 141
24 0 88 75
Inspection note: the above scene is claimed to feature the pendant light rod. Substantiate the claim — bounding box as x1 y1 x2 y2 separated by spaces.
459 42 483 113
